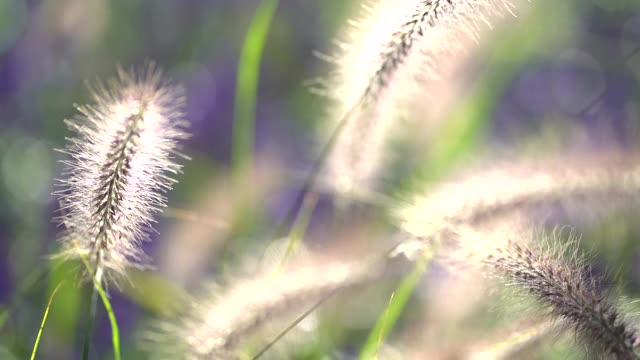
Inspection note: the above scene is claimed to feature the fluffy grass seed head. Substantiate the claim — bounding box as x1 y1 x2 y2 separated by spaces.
391 150 640 358
407 222 640 358
56 65 189 284
145 254 387 359
320 0 516 194
396 152 640 247
483 231 640 359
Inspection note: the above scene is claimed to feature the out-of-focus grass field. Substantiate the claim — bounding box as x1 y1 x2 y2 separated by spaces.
0 0 639 358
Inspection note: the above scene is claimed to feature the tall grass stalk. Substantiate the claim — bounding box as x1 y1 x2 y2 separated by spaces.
232 0 279 177
358 251 434 359
321 0 517 194
29 282 63 360
51 64 188 359
55 65 189 284
147 252 392 359
78 252 121 360
466 321 558 360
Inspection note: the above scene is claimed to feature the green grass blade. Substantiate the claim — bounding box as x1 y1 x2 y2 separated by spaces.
30 282 64 360
77 256 121 360
358 253 433 360
82 317 90 360
94 281 120 360
0 307 7 331
232 0 279 175
278 193 318 268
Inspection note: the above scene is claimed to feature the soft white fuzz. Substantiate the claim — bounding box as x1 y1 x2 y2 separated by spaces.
147 255 385 359
397 153 640 242
56 65 189 283
321 0 516 194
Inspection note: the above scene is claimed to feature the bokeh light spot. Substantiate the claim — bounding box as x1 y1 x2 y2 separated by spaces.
1 133 53 206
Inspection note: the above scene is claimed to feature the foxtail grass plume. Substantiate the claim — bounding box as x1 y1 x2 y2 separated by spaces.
146 253 388 359
56 65 189 284
414 319 558 359
320 0 516 194
392 150 640 357
481 230 640 358
396 152 640 246
465 321 558 360
410 223 640 358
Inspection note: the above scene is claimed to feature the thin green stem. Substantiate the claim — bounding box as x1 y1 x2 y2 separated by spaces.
81 296 92 360
77 250 120 360
251 286 342 360
82 248 104 360
30 282 64 360
470 321 556 359
277 192 318 268
358 251 433 360
275 102 361 237
252 244 402 359
232 0 279 176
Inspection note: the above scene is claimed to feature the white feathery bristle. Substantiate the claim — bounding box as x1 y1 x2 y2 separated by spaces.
321 0 517 195
396 153 640 242
146 254 384 359
56 65 189 283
